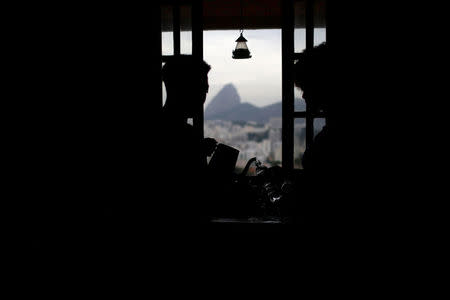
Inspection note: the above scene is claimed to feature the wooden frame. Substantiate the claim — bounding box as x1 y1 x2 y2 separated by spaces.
305 0 314 149
282 0 295 170
192 0 206 166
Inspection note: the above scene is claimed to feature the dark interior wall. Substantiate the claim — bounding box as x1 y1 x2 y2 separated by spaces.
55 3 158 194
24 3 163 252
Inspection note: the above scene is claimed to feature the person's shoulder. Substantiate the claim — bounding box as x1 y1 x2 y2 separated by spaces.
314 125 330 143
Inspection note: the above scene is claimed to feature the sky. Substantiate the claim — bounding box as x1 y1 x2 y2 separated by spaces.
162 29 326 108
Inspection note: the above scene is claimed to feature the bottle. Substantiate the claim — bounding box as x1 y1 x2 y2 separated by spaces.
255 160 282 204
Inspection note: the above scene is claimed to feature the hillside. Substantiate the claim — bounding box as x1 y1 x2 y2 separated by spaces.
205 83 306 123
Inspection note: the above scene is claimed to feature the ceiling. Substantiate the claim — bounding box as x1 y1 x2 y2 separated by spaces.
161 0 326 31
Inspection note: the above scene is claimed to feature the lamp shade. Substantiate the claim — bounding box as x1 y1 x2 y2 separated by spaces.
232 32 251 59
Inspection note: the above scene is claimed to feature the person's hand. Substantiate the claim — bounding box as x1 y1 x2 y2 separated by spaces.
203 138 218 156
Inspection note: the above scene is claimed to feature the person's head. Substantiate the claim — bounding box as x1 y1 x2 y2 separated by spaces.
294 43 330 114
162 55 211 117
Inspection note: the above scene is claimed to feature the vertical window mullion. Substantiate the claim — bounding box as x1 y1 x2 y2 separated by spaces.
173 5 181 56
282 0 295 171
154 4 162 110
192 0 205 167
305 0 314 150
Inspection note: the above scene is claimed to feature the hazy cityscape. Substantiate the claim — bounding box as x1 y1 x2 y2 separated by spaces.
205 118 307 169
204 83 311 169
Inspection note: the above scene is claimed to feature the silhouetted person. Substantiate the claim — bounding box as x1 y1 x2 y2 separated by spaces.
294 43 338 173
293 42 392 282
293 43 345 264
159 55 217 224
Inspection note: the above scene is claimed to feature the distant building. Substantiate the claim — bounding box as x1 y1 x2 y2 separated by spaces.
269 117 282 129
204 119 282 167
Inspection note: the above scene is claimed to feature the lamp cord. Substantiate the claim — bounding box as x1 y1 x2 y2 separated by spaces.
240 0 244 32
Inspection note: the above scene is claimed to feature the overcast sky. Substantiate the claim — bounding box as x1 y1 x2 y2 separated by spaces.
162 29 325 108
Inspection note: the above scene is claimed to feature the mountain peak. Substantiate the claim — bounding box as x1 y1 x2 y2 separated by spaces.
205 84 307 123
205 83 241 117
222 83 237 91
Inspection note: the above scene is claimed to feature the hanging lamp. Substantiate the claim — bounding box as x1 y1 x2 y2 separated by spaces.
232 0 251 59
233 30 252 59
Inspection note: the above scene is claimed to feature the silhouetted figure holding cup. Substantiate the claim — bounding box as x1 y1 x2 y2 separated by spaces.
160 55 217 224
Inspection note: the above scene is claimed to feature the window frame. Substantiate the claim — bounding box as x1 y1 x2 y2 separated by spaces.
158 0 327 171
